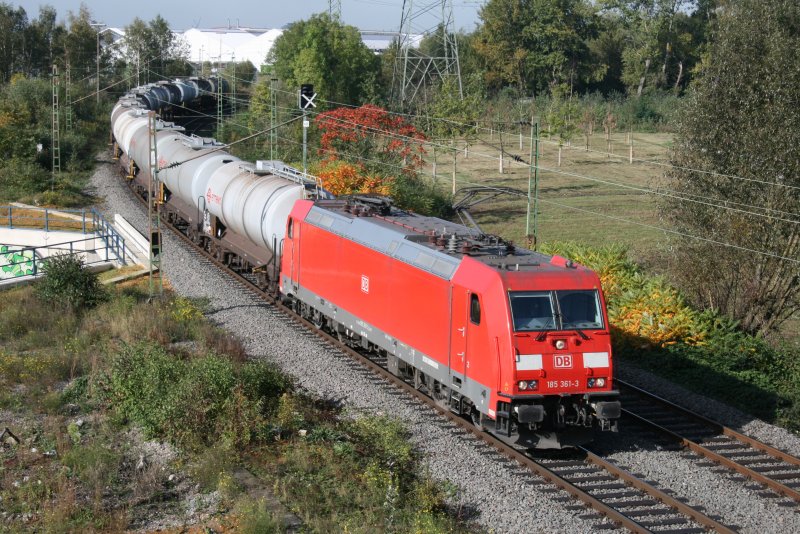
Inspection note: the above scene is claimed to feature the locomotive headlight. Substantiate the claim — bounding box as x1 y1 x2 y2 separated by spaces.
518 380 529 390
587 377 607 388
555 339 567 350
518 380 538 391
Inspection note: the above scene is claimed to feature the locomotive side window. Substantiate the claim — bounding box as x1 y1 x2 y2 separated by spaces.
287 218 293 238
470 294 481 325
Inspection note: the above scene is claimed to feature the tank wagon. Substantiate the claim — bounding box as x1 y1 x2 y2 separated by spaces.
111 80 621 449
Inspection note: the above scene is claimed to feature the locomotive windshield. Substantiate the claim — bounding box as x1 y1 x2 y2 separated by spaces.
509 290 604 332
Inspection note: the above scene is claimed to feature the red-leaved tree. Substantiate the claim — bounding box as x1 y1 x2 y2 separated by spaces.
314 105 426 196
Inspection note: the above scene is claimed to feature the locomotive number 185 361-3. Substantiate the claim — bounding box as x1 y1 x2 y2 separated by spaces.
546 379 580 389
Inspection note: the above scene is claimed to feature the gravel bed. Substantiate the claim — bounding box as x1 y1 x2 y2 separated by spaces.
90 156 799 533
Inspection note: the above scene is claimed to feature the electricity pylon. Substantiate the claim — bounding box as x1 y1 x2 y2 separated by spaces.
392 0 462 108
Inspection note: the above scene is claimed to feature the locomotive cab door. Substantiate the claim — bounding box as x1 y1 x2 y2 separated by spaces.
285 218 300 288
449 286 470 387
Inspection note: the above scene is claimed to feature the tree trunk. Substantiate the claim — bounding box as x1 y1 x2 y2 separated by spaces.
674 61 684 91
637 58 651 98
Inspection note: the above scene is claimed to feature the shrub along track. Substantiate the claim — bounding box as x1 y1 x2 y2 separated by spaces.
618 380 800 505
123 179 753 533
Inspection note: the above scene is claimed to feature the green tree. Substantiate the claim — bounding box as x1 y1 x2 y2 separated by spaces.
474 0 599 96
268 13 380 106
124 15 188 82
64 4 98 77
0 3 28 82
661 0 800 336
25 6 65 77
598 0 713 95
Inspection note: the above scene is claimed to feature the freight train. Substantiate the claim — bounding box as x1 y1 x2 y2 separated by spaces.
111 78 621 449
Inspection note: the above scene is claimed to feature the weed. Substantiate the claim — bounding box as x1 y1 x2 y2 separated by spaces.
235 498 283 534
192 445 235 491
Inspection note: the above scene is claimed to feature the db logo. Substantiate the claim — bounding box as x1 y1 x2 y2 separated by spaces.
554 354 573 368
361 275 369 294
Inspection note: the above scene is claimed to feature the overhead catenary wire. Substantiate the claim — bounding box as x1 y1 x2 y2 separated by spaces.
69 55 160 106
151 85 799 225
297 108 800 225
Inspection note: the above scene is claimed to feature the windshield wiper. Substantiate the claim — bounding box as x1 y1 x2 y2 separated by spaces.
559 311 591 340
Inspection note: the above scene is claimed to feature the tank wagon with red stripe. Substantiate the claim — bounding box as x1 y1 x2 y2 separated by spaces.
280 196 620 449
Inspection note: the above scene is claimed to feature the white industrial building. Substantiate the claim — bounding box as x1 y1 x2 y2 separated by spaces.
100 27 424 69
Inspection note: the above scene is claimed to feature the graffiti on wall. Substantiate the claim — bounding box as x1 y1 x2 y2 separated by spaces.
0 245 36 279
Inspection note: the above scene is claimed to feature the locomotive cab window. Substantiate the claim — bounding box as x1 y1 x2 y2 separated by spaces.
557 290 603 329
287 218 293 238
509 290 603 332
470 294 481 325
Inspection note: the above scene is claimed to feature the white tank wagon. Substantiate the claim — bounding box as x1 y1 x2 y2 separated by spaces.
110 78 331 288
204 162 308 249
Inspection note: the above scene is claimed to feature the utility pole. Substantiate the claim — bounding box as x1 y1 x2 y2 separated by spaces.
147 111 164 300
231 53 237 115
392 0 462 108
51 64 61 189
90 22 104 105
528 121 539 250
270 75 278 160
216 69 223 133
65 62 72 132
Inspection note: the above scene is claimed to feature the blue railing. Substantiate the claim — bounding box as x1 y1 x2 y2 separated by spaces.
0 206 128 280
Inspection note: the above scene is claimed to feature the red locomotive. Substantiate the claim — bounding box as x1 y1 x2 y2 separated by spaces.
280 196 620 449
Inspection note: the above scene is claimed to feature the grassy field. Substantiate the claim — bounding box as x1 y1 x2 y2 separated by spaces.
426 130 674 260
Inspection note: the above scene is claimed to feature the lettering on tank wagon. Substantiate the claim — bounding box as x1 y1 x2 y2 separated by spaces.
205 188 222 205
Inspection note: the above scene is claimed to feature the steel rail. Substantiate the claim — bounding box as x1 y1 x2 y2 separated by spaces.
579 447 735 534
618 379 800 503
122 175 733 533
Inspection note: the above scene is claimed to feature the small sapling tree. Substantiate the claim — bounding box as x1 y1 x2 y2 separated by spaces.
35 253 106 313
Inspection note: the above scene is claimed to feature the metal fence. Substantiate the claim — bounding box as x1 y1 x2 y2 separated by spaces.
0 206 127 281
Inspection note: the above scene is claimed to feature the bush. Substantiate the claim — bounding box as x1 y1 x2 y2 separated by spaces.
35 253 107 312
106 342 290 450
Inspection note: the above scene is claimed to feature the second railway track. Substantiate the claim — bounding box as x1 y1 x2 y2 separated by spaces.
619 380 800 506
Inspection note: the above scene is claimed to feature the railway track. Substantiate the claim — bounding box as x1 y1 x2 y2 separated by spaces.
619 380 800 505
128 185 741 533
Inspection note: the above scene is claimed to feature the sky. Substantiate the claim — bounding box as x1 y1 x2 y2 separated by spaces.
10 1 485 33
